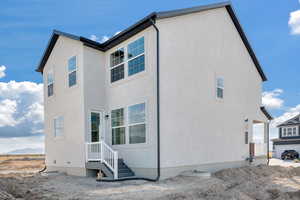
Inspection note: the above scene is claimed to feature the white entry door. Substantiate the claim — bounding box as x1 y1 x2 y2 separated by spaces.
91 111 104 142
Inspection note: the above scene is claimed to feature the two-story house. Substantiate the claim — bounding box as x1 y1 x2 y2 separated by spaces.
273 115 300 159
36 2 272 180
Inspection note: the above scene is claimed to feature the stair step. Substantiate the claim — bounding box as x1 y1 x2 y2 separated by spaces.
118 172 135 178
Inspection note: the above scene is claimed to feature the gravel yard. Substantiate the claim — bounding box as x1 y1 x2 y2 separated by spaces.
1 156 300 200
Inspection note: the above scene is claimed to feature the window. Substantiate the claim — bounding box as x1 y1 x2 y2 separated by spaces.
128 103 146 144
282 126 298 137
47 71 54 97
111 108 125 145
54 116 64 137
109 37 145 83
128 55 145 76
91 112 100 142
216 77 224 99
68 56 77 87
128 37 144 59
110 48 125 83
245 132 248 144
128 37 145 76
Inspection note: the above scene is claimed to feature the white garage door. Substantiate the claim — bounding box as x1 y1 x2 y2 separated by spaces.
274 144 300 158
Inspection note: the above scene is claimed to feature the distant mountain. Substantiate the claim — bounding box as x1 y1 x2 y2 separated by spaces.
6 148 44 155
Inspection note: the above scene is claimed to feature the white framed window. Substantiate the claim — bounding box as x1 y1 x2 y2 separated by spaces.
68 56 77 87
109 37 145 83
54 116 64 137
47 71 54 97
110 48 125 83
111 102 146 145
128 103 146 144
282 126 298 137
111 108 126 145
216 77 224 99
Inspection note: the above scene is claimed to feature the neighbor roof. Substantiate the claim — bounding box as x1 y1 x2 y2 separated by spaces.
35 1 267 82
277 114 300 127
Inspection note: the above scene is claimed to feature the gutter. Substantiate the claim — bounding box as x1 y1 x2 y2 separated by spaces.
97 16 160 182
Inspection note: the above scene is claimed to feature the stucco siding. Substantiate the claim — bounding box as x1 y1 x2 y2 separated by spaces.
103 28 158 169
157 7 267 169
44 36 86 169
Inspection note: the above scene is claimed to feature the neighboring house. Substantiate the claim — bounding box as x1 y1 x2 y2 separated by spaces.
36 2 272 180
273 115 300 159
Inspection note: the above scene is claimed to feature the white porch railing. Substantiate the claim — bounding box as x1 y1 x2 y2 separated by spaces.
254 143 267 156
86 141 118 179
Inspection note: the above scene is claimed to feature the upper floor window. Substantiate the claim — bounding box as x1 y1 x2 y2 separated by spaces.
47 71 54 97
216 77 224 99
54 116 64 137
68 56 77 87
110 37 145 83
282 126 298 137
110 48 125 83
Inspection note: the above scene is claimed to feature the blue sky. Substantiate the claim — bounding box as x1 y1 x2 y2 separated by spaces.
0 0 300 153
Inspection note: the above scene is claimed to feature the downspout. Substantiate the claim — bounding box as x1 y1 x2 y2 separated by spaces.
97 17 160 182
267 122 270 165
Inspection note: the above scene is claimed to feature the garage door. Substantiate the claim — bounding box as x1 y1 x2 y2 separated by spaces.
274 144 300 158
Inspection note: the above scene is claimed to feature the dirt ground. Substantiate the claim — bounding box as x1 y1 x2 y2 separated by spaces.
1 156 300 200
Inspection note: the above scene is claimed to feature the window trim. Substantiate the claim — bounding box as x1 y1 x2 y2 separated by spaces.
282 126 298 137
111 107 126 145
109 36 145 84
54 116 64 138
111 101 147 146
127 102 146 144
47 70 54 97
216 76 224 100
68 56 77 87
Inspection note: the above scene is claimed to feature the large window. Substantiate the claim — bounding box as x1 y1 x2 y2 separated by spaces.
111 108 125 145
54 116 64 137
111 102 146 145
128 103 146 144
216 77 224 99
68 56 77 87
47 71 54 97
110 48 125 83
282 126 298 137
110 37 145 83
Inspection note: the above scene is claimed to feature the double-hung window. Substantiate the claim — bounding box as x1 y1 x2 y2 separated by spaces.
110 48 125 83
68 56 77 87
111 108 126 145
128 37 145 76
282 126 298 137
47 71 54 97
109 37 145 83
128 103 146 144
54 116 64 137
216 77 224 99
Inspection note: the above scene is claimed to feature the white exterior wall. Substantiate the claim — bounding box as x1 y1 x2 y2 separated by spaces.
103 28 158 170
157 7 268 171
44 36 86 175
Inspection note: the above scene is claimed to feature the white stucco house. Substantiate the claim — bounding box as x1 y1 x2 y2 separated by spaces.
273 115 300 159
36 2 272 180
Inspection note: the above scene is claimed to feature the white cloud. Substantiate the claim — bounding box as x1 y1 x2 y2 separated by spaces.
90 31 122 44
0 99 17 127
90 34 99 41
262 89 284 109
100 35 110 43
289 10 300 35
0 65 6 78
0 80 44 137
